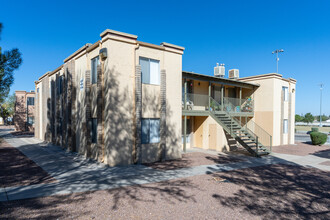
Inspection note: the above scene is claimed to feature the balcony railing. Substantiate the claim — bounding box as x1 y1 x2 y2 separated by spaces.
182 93 254 114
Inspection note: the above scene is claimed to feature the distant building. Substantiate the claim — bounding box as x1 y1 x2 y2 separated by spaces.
14 90 35 131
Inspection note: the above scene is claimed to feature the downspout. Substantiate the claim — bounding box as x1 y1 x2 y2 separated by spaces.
133 43 140 164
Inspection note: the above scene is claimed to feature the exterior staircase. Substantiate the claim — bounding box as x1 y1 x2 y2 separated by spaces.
210 112 269 157
208 97 270 157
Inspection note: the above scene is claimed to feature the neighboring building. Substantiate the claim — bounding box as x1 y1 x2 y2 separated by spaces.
35 29 184 166
34 28 296 165
14 90 35 131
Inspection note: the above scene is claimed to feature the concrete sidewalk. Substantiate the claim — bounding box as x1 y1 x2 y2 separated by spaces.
1 128 329 202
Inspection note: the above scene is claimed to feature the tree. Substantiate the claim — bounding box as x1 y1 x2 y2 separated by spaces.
315 115 329 122
0 94 15 124
303 113 314 124
295 114 304 122
0 23 22 103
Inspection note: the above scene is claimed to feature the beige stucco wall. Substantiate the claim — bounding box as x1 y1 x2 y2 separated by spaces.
188 116 230 152
102 36 135 166
74 52 89 155
34 29 183 166
239 74 296 146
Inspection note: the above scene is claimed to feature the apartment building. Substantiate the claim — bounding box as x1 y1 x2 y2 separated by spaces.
35 29 184 166
34 28 296 164
14 90 35 131
182 71 296 156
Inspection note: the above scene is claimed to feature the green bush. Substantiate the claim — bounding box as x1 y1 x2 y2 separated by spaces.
309 132 327 145
311 127 319 132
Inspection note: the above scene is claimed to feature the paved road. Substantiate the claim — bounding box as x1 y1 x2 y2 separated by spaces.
1 128 330 202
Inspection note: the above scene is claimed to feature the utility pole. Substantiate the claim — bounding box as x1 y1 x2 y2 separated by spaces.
272 49 284 73
319 84 323 127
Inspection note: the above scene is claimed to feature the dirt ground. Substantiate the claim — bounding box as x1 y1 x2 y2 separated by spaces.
0 138 55 187
143 152 244 170
0 164 329 220
272 141 330 156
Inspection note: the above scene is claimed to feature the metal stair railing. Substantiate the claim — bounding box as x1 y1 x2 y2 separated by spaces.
217 97 270 154
243 120 272 152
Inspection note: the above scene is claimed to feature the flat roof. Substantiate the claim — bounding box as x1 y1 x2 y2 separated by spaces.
239 73 297 84
182 71 260 89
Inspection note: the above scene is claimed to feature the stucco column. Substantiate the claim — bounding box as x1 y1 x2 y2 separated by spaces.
239 87 242 124
208 82 211 110
183 115 187 153
184 79 187 110
221 85 224 111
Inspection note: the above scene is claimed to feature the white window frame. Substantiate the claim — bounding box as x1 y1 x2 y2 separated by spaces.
283 119 288 134
283 86 288 101
140 57 160 85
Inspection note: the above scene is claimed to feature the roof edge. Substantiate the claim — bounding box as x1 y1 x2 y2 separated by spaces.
100 29 138 39
63 43 92 63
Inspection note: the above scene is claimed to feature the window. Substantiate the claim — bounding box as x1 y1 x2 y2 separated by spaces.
282 86 288 101
141 118 160 144
57 75 63 95
27 97 34 106
283 119 288 134
91 56 99 84
27 117 34 125
140 57 160 85
91 118 97 144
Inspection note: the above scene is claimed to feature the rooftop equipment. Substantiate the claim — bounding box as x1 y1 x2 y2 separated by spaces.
228 69 239 79
214 63 225 78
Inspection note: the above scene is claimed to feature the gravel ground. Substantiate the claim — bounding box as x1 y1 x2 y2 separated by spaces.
0 138 55 187
1 164 329 220
272 142 330 156
143 152 244 170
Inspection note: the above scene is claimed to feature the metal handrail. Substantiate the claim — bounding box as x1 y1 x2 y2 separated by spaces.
244 120 273 151
223 97 254 113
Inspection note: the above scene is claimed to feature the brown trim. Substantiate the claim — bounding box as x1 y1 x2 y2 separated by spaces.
137 41 165 50
63 44 91 63
160 42 185 51
86 41 100 53
100 29 138 39
183 71 258 89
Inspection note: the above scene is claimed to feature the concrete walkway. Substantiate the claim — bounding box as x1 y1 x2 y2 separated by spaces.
1 128 329 202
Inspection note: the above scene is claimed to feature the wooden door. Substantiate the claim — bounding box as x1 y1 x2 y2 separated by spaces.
194 117 204 148
208 124 217 150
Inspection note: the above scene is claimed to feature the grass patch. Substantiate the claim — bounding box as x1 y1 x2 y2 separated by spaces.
296 125 330 133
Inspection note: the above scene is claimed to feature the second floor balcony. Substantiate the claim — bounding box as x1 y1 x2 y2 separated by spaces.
182 93 254 116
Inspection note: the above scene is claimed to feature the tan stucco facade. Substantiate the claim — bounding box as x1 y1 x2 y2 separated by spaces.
239 73 296 146
35 29 184 166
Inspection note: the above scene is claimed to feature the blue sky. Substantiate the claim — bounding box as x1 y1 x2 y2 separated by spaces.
1 0 329 115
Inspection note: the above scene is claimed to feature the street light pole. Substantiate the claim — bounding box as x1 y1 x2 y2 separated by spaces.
272 49 284 74
319 84 323 127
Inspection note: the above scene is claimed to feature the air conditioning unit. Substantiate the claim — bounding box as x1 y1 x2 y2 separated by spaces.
228 69 239 79
214 63 225 78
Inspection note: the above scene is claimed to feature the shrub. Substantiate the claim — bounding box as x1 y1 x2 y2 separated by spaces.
311 127 319 132
309 132 327 146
